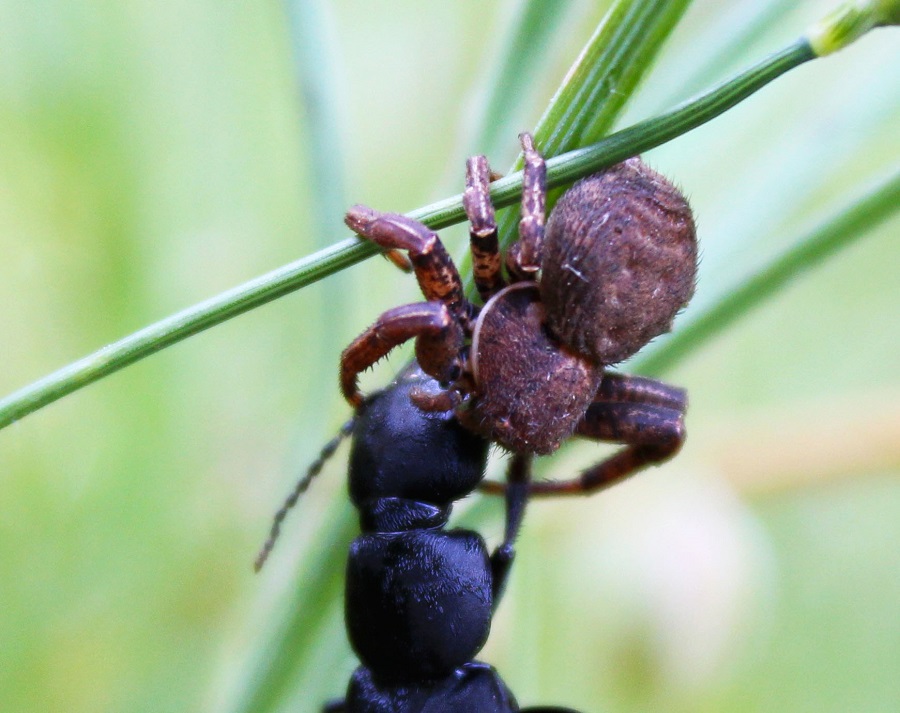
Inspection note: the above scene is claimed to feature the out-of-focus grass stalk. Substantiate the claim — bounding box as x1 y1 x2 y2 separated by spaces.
286 0 346 238
224 4 358 713
468 0 577 157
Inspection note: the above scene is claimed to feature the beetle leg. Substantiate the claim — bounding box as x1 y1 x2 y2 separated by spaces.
489 452 532 606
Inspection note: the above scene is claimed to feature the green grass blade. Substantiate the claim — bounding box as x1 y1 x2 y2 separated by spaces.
531 0 693 157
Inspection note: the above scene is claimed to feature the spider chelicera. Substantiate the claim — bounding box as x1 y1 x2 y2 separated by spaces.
340 133 697 496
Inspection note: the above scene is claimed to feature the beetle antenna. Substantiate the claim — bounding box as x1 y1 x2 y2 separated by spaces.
254 416 356 572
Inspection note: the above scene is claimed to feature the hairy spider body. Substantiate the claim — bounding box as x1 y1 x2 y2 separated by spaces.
341 134 695 490
460 158 696 454
464 283 602 453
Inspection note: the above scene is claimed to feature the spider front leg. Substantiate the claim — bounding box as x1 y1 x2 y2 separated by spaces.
464 155 505 302
506 132 546 281
345 206 469 323
340 302 464 408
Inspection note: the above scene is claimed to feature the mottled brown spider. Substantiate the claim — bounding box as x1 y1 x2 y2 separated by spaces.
340 133 697 496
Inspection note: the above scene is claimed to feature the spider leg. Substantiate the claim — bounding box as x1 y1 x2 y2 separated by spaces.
464 155 506 302
594 371 687 410
480 373 686 496
340 302 464 407
559 403 685 495
506 132 546 281
345 206 469 323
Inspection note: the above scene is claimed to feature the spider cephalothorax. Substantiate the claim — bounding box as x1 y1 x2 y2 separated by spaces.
340 134 696 491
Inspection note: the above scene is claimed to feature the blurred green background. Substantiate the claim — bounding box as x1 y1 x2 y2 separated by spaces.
0 1 897 712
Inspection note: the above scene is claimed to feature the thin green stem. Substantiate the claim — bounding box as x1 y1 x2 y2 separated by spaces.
0 238 364 429
650 0 796 111
538 41 814 189
0 38 837 431
636 170 900 377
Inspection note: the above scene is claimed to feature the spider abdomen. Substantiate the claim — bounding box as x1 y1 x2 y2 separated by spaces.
541 158 697 365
